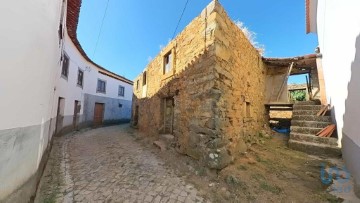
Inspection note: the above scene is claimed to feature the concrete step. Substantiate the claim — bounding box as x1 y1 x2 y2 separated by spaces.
291 120 331 128
293 105 323 111
290 133 338 147
290 126 323 135
293 110 319 116
288 140 341 158
293 100 321 105
292 115 332 122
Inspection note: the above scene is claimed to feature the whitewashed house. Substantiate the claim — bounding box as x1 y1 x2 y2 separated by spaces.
307 0 360 197
0 0 133 201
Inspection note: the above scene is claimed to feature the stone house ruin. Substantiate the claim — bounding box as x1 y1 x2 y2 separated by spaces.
131 1 326 169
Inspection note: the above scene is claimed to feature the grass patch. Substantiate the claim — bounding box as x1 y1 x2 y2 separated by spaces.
316 192 343 203
260 181 282 194
225 175 248 190
237 165 248 171
43 191 58 203
251 173 265 181
195 166 207 176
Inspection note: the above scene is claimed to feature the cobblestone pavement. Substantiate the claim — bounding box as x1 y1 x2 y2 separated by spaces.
35 125 207 203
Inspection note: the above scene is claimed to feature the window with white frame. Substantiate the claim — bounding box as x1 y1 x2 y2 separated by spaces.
118 85 125 97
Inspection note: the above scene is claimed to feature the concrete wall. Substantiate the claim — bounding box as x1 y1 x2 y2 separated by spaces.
132 1 265 169
0 0 63 200
315 0 360 196
83 94 132 125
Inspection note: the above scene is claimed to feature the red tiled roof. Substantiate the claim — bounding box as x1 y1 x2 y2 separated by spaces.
67 0 133 85
306 0 311 34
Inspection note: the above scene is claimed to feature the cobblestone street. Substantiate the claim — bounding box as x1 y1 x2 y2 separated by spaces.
35 125 207 203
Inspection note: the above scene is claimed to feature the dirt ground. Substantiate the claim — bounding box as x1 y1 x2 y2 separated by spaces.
35 125 354 203
130 128 344 203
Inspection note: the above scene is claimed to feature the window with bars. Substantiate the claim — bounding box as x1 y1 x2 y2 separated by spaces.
77 69 84 87
118 85 125 97
97 79 106 93
61 54 69 78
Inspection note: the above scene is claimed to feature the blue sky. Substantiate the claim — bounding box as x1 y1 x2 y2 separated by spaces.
77 0 318 83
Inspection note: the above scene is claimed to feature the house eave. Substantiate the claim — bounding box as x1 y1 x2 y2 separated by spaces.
306 0 318 34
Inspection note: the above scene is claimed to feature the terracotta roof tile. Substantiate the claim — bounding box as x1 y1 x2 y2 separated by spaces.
306 0 310 34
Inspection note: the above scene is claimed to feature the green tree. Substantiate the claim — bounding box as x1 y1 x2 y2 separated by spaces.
290 90 306 101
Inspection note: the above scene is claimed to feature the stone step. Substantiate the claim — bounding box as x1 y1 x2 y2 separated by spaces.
290 133 338 147
293 105 323 111
293 100 321 105
288 140 341 158
292 115 332 122
291 120 331 128
290 126 323 135
293 110 319 116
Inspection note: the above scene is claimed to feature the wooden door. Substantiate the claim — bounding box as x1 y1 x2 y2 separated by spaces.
94 103 104 127
55 97 65 134
133 105 139 126
73 100 80 129
164 98 174 134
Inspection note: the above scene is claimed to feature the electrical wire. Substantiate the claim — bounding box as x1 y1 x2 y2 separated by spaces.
93 0 110 58
172 0 190 39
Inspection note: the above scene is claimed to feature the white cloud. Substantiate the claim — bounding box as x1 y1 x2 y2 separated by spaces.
147 56 153 62
234 20 265 55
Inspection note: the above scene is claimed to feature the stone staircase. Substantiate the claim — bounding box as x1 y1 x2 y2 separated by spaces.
288 100 341 157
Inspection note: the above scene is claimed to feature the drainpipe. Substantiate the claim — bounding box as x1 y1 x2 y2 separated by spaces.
315 48 327 105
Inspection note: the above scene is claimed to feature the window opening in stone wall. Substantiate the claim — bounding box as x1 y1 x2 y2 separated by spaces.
143 71 147 86
163 51 172 74
246 102 251 117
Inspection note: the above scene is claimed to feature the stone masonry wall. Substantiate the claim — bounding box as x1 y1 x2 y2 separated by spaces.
132 2 218 136
210 5 267 167
132 1 267 169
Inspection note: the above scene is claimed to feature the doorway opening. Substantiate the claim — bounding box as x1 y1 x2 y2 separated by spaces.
288 73 311 102
56 97 65 134
73 100 80 130
163 97 174 134
133 105 139 126
93 103 104 127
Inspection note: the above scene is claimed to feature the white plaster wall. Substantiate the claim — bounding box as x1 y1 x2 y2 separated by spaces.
316 0 360 146
0 0 62 199
54 33 87 125
53 30 133 126
0 0 62 130
0 0 132 199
